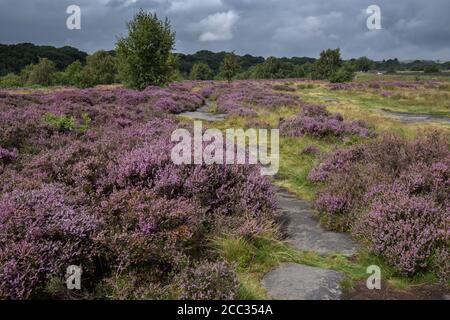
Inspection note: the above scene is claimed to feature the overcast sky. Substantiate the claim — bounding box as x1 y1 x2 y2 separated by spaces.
1 0 449 60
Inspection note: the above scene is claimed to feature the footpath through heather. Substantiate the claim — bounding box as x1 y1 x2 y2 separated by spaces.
179 103 359 300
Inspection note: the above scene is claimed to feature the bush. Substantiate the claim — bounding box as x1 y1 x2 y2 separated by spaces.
329 65 355 83
177 261 238 300
26 58 57 86
309 132 449 279
279 103 372 139
0 73 22 88
116 10 175 89
0 184 102 299
83 50 117 86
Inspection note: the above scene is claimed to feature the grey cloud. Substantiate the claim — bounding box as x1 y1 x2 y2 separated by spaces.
0 0 449 60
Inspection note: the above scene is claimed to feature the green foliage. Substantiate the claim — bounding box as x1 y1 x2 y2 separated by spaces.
311 48 343 80
43 113 76 132
0 43 87 76
353 56 374 72
248 57 306 79
329 64 355 83
220 52 241 83
42 112 91 133
25 58 57 86
83 50 117 86
189 62 214 80
116 10 175 90
0 73 23 88
424 64 440 73
58 60 86 87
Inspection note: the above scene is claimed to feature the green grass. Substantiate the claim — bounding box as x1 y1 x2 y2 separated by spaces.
213 233 441 299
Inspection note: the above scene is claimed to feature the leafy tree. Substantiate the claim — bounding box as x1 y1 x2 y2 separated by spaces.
354 56 374 72
220 52 240 83
0 73 23 88
189 62 214 80
26 58 57 86
250 57 305 79
311 48 342 80
424 64 440 73
116 10 176 89
83 50 117 86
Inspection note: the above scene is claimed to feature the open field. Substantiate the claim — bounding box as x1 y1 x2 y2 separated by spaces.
1 75 449 300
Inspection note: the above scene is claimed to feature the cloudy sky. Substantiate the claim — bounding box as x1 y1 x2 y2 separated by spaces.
1 0 449 60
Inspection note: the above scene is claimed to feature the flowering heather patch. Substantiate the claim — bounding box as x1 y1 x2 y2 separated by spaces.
279 103 373 138
309 131 449 278
203 80 300 116
0 83 278 299
176 261 239 300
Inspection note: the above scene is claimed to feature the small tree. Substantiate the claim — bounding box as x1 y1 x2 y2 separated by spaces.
26 58 56 86
60 60 85 87
220 52 240 83
116 10 176 90
189 63 214 80
83 50 117 85
312 48 342 80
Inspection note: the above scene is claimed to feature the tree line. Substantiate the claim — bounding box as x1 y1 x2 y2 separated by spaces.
1 10 449 89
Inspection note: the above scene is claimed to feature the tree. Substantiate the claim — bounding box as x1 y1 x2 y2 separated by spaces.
354 56 374 72
26 58 56 86
311 48 342 80
220 52 240 83
189 62 214 80
116 10 175 90
424 64 440 73
83 50 117 85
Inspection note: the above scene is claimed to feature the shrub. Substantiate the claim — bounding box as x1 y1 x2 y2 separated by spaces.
26 58 57 86
329 65 355 83
309 131 449 279
42 113 76 132
0 184 102 299
83 50 117 86
279 103 372 138
0 73 22 88
177 261 238 300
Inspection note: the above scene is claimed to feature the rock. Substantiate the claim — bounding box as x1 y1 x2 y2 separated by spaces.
262 263 345 300
277 190 358 256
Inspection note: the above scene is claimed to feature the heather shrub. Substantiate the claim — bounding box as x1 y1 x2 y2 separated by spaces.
280 103 372 139
0 184 102 299
176 261 238 300
309 131 449 278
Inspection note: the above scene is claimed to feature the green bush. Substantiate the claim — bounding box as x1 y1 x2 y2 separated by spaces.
116 10 175 90
83 51 117 86
329 65 355 83
26 58 56 86
0 73 23 88
220 52 240 83
42 112 91 133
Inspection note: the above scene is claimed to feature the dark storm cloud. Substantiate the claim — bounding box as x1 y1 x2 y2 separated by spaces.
0 0 449 60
